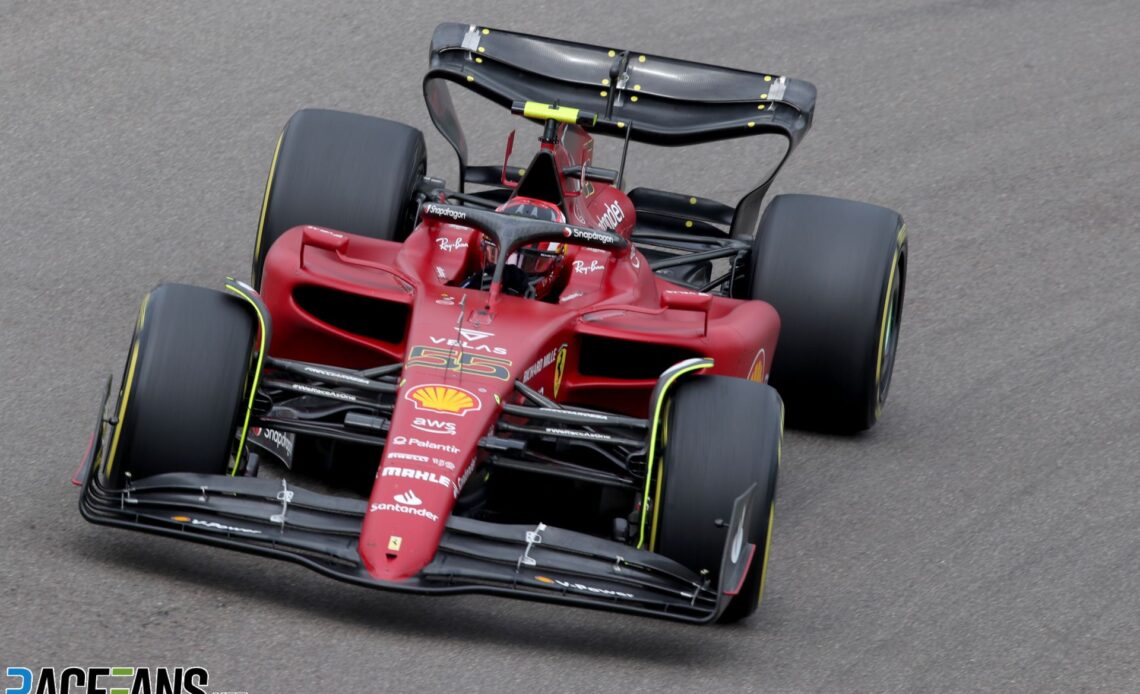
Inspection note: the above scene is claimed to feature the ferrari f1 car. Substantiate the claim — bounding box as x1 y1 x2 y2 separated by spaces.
76 23 907 624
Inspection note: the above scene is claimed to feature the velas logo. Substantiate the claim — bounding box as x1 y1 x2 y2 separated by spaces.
2 666 221 694
427 336 507 355
405 384 481 416
457 328 493 342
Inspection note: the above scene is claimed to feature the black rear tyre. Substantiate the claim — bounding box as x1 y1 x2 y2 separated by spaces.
103 284 255 487
749 193 907 433
251 108 427 288
652 376 782 623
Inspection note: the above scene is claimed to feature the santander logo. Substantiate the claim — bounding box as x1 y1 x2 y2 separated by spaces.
394 490 422 506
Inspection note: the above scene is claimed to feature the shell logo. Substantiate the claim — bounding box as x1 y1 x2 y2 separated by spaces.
405 384 482 416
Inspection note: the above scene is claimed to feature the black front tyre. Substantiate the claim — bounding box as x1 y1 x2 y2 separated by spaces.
749 194 907 433
652 376 782 623
103 284 256 487
251 108 428 288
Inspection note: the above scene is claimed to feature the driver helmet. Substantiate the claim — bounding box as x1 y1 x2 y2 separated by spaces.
485 198 567 299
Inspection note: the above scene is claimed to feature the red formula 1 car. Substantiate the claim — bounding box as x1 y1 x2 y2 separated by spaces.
76 23 907 624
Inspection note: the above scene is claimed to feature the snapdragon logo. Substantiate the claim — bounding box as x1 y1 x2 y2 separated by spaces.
1 666 228 694
425 204 466 221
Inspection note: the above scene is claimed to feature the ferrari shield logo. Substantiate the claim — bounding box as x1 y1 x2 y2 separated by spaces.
553 345 568 397
748 348 766 383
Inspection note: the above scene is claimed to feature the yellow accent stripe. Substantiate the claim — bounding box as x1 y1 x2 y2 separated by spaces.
637 358 714 549
104 294 150 477
873 224 906 419
224 283 268 476
252 131 284 285
522 101 593 126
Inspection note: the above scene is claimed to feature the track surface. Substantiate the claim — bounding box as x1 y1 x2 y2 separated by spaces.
2 2 1138 692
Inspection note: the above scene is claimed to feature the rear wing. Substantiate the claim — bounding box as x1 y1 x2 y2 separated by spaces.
423 22 818 237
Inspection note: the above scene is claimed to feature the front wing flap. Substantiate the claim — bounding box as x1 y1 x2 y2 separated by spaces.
78 390 756 624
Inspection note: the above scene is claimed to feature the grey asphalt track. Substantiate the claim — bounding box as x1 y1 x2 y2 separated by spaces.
2 1 1138 692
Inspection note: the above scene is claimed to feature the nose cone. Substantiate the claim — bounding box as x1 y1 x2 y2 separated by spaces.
358 380 488 582
360 466 456 580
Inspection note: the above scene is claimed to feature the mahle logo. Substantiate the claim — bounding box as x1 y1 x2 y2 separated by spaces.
2 666 228 694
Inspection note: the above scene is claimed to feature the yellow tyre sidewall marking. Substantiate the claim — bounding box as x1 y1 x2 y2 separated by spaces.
252 130 284 286
873 224 907 419
756 402 783 605
637 359 713 549
756 502 777 606
647 399 672 551
104 294 150 478
224 282 268 475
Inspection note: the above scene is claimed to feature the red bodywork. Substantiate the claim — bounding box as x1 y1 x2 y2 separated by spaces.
259 124 779 583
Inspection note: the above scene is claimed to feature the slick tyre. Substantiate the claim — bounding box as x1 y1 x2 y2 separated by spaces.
251 108 428 288
652 376 782 623
103 284 256 487
749 194 907 433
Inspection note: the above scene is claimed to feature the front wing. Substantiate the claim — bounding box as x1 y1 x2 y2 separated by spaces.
76 384 755 624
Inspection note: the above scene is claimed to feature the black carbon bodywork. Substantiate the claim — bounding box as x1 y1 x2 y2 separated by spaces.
425 22 815 148
423 22 817 238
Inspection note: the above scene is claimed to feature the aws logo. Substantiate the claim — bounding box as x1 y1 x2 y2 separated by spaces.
411 417 457 435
